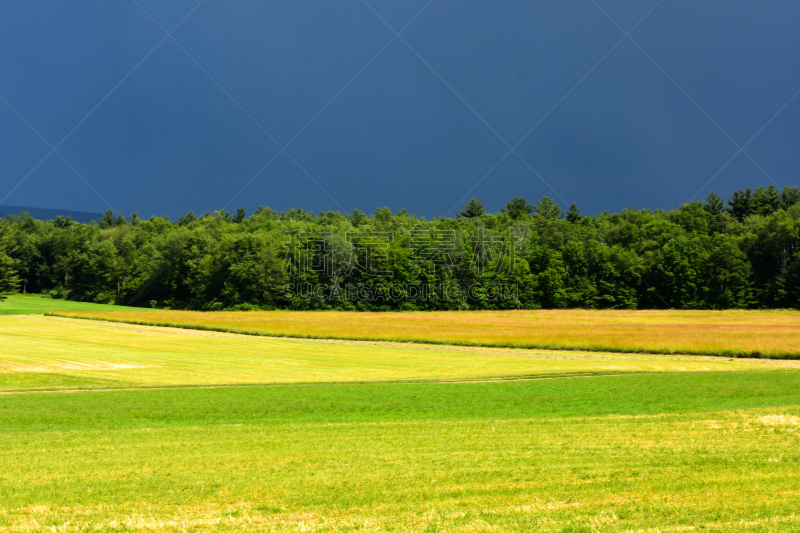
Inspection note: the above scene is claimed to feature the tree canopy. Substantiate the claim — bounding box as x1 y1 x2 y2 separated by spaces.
1 185 798 310
0 222 20 300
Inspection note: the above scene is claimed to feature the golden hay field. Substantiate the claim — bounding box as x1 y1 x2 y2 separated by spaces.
4 315 794 392
53 308 800 358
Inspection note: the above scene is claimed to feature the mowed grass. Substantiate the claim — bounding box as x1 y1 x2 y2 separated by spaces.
0 294 144 315
3 317 800 531
5 316 796 392
2 374 800 532
54 307 800 358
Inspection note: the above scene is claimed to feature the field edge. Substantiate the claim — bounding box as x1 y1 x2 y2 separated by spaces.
47 311 800 360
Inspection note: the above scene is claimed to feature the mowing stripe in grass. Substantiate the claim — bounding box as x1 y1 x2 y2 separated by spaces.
0 370 654 395
3 371 800 433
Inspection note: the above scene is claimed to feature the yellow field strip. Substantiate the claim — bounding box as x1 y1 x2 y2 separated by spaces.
52 308 800 358
2 315 797 391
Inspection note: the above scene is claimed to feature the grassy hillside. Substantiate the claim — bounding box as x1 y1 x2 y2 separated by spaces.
0 294 145 315
53 307 800 358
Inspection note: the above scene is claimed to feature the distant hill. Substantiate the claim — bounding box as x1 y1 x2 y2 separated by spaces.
0 205 103 224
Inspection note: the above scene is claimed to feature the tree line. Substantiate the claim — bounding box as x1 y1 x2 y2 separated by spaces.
0 184 798 310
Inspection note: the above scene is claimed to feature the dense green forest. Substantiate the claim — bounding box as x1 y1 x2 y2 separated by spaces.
0 184 798 310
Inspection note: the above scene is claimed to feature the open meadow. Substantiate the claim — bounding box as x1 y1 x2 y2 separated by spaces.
2 315 799 392
2 304 800 531
53 307 800 358
0 294 148 316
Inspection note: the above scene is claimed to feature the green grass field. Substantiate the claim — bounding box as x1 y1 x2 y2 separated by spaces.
0 294 145 315
2 313 800 531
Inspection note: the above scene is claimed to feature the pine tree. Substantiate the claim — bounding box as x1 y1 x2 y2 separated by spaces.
100 209 114 229
350 209 367 227
566 202 582 223
533 197 563 220
21 216 36 234
781 186 800 210
502 197 534 220
704 192 725 216
727 188 752 221
457 198 485 218
751 185 781 215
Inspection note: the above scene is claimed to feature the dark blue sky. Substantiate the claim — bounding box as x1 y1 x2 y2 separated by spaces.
1 0 798 219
